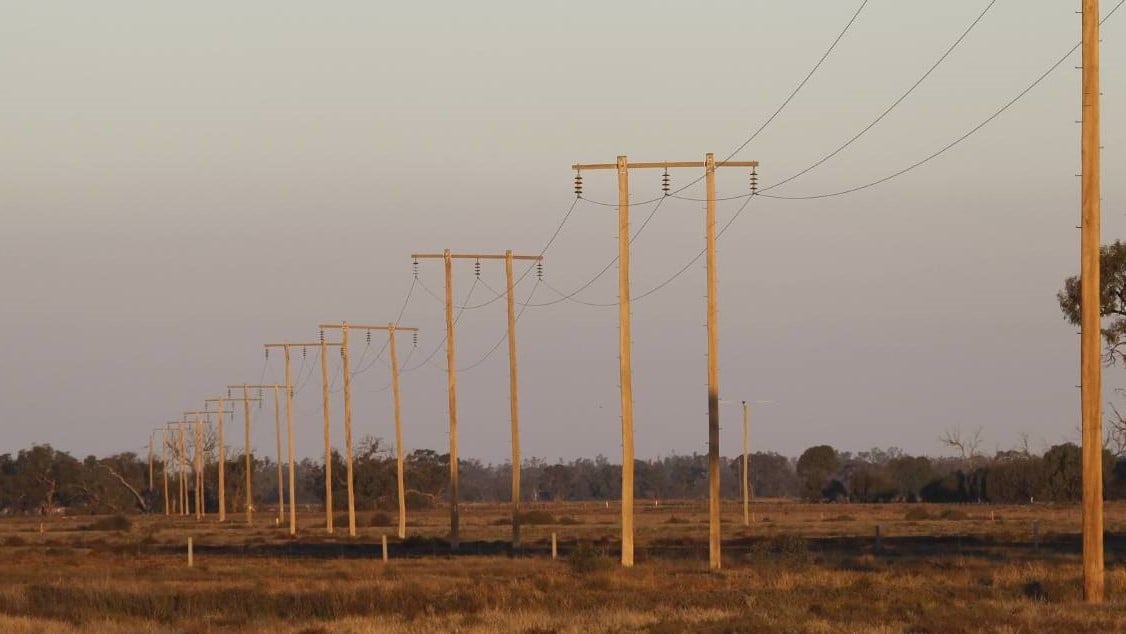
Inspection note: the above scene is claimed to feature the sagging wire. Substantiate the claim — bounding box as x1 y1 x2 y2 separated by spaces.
401 276 481 373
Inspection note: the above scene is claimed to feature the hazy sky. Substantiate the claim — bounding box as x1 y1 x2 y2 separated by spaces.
2 1 1125 465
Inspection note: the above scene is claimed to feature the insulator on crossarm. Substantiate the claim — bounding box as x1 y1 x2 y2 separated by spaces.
412 259 419 279
573 172 583 197
265 348 269 360
412 332 418 347
303 346 307 359
319 329 325 343
537 261 543 281
366 331 371 344
661 169 671 196
474 259 481 278
749 167 758 196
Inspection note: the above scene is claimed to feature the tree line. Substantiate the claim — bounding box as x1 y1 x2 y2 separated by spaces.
4 436 1126 516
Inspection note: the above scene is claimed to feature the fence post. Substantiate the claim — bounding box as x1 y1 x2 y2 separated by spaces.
188 537 194 568
552 532 558 560
382 534 388 562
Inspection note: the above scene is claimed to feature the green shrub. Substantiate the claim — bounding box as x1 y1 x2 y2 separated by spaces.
369 512 393 527
567 541 611 575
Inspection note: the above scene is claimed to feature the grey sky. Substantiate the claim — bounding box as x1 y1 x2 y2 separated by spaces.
2 1 1124 465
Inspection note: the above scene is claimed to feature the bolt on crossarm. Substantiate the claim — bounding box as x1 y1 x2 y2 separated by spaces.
319 322 420 540
265 341 342 535
572 155 759 569
411 250 542 550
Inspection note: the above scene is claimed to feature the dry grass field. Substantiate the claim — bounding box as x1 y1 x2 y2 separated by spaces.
1 501 1125 632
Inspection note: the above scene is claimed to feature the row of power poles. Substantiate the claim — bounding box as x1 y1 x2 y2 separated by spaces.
141 4 1102 597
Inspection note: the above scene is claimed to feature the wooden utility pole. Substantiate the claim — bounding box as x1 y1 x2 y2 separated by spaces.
158 424 178 516
182 409 229 520
321 337 334 534
265 341 341 535
200 407 235 520
742 402 750 527
272 385 283 524
1080 0 1104 603
174 420 190 516
220 387 263 525
320 322 420 540
193 412 203 519
148 431 156 491
204 397 229 521
572 155 758 568
411 250 542 549
159 427 169 515
224 387 284 524
318 323 357 537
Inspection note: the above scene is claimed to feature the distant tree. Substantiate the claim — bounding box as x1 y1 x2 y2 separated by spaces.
1039 443 1082 502
796 445 839 501
983 450 1043 503
887 455 935 501
940 427 984 467
1058 240 1126 364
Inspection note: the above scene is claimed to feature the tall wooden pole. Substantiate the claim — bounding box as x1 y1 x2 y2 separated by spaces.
705 153 722 569
148 433 155 491
444 248 461 550
388 325 408 540
242 385 253 525
506 250 523 549
320 339 334 534
1080 0 1104 603
285 350 297 535
341 323 357 537
617 155 635 568
268 342 340 534
274 386 284 524
178 424 188 516
409 254 533 546
161 429 170 516
574 156 757 567
217 397 226 521
194 413 204 520
742 402 750 527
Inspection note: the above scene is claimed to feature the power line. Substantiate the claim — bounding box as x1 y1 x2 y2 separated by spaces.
577 0 871 210
761 0 1125 200
744 0 999 194
401 277 481 373
535 0 1126 306
523 196 669 308
453 279 542 374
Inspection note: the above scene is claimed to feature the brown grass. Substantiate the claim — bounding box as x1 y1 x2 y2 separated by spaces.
0 501 1122 632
